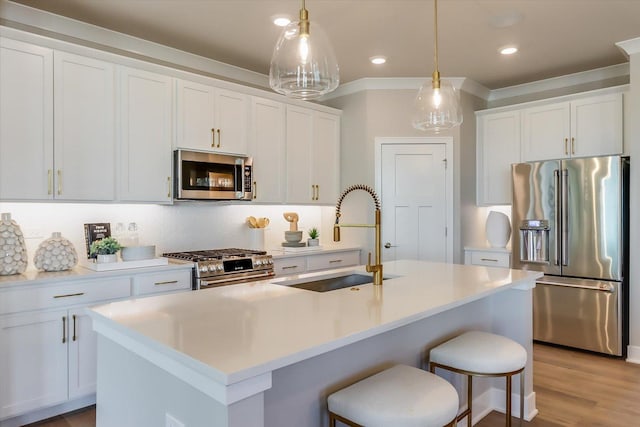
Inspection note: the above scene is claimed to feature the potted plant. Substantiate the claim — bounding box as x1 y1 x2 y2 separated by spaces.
90 237 122 264
307 227 320 246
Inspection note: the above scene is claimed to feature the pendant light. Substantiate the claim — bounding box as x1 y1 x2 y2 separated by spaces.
269 0 339 100
412 0 463 132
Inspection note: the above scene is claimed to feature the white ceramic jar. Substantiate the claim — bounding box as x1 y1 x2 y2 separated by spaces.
485 211 511 248
0 212 28 275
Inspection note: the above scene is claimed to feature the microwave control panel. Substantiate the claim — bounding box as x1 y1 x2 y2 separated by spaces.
244 165 253 193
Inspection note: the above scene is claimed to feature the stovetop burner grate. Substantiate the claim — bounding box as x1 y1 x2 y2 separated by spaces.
163 248 267 262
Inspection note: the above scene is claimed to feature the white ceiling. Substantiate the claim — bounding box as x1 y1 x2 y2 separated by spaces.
8 0 640 89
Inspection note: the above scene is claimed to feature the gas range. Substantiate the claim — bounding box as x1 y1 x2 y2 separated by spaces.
163 248 274 289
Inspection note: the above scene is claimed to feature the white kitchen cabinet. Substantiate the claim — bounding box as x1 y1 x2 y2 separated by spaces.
248 97 285 202
522 93 622 161
0 38 53 200
274 249 361 277
118 66 173 202
463 247 511 268
54 51 115 200
285 105 340 204
476 110 521 205
0 310 69 419
176 79 249 154
132 269 192 295
66 308 97 400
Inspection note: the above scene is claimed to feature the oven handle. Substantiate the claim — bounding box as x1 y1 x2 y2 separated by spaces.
199 271 275 288
236 158 245 199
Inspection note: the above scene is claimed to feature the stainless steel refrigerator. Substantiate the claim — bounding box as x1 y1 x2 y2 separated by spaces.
511 155 629 356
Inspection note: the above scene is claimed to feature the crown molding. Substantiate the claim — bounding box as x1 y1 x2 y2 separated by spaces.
617 37 640 57
320 77 491 101
0 0 270 88
488 63 630 102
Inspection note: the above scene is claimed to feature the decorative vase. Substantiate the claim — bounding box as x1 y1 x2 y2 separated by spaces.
0 213 28 275
485 211 511 248
34 232 78 272
307 238 320 247
97 254 117 264
249 228 265 251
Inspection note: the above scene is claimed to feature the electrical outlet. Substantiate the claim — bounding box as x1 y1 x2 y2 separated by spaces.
165 413 185 427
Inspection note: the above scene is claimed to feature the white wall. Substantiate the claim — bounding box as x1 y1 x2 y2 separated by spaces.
0 202 342 270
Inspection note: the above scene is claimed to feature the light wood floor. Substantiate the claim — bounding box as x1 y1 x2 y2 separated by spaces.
24 344 640 427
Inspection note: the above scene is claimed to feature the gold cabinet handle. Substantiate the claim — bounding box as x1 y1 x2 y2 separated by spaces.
72 314 77 341
47 170 52 195
329 259 343 264
564 138 568 155
57 170 62 195
480 258 499 262
312 184 319 201
53 292 85 299
282 265 299 270
154 280 178 286
571 137 575 155
253 181 257 199
211 128 216 147
167 176 171 198
62 316 67 344
217 128 221 148
316 184 320 201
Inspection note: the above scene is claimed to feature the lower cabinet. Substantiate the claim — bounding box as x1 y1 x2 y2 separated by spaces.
0 266 192 422
463 247 511 268
274 249 361 276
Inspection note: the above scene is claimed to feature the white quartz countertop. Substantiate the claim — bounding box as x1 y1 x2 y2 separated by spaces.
88 260 541 387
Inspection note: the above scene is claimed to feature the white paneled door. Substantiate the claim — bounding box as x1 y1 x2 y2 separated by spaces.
379 141 450 263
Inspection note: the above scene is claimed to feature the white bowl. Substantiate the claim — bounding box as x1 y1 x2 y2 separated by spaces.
121 245 156 261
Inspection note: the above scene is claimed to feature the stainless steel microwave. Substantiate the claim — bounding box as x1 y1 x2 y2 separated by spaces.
174 150 253 200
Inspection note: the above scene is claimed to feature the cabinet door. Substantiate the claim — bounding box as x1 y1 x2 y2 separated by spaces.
214 88 249 154
0 310 68 419
522 102 570 161
249 97 285 202
0 38 53 200
571 93 623 158
476 110 521 205
67 308 97 400
176 79 216 150
54 51 115 200
118 66 173 202
285 105 314 203
312 112 340 204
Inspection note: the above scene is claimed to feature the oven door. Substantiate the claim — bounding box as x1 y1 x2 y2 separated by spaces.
174 150 253 200
198 270 276 289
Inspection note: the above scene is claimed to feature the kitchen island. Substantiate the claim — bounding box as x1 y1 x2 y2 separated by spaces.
87 260 541 427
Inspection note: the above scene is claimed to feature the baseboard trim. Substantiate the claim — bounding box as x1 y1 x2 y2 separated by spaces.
459 387 537 425
0 395 95 427
626 345 640 364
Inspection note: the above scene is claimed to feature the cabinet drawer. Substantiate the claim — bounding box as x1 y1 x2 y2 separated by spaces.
470 251 510 268
274 257 306 276
0 277 132 315
133 269 192 295
306 251 360 272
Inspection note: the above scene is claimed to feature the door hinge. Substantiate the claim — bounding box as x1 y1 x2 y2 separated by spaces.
443 158 448 169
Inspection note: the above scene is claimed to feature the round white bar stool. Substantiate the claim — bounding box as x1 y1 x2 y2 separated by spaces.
429 331 527 427
327 364 459 427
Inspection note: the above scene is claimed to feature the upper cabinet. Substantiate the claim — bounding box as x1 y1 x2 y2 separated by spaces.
476 110 521 206
54 51 115 201
249 97 286 203
118 66 173 203
522 93 623 161
285 106 340 204
0 38 53 200
176 79 249 154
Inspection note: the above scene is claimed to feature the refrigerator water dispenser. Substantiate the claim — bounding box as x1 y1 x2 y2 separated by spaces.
519 220 549 263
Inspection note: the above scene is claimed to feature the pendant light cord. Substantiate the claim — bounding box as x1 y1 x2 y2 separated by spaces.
432 0 441 89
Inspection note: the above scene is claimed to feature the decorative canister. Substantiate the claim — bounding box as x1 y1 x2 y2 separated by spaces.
485 211 512 248
34 232 79 272
0 212 28 275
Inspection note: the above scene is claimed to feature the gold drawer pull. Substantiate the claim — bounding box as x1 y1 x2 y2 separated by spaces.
48 170 53 195
217 128 221 148
167 176 171 198
154 280 179 286
57 170 62 195
211 128 216 147
62 316 66 344
72 314 77 341
53 292 85 299
282 265 299 270
480 258 498 262
329 259 343 264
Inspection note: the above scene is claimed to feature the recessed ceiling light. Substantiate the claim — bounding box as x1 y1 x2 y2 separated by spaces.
500 46 518 55
370 56 387 65
273 16 291 27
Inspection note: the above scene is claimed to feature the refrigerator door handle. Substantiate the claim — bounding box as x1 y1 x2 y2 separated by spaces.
561 169 569 266
554 169 561 266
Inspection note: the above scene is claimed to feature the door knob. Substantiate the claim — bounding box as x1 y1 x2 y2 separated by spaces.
384 242 396 249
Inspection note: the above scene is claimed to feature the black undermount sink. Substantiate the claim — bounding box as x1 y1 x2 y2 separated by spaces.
289 273 386 292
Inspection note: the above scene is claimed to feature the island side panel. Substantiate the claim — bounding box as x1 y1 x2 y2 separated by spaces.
264 296 509 427
95 336 264 427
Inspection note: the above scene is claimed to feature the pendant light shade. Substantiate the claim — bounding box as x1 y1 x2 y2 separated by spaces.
269 0 339 100
412 0 463 132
